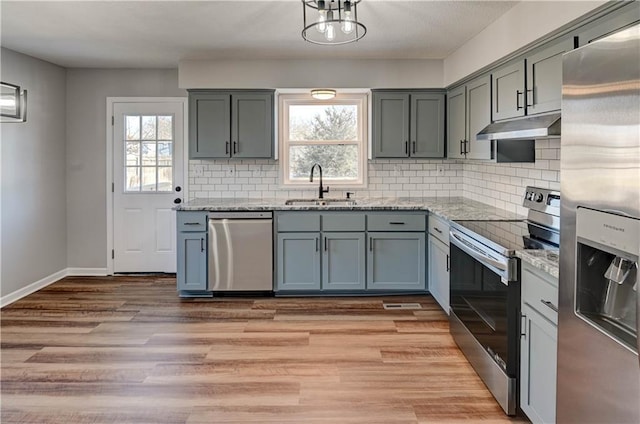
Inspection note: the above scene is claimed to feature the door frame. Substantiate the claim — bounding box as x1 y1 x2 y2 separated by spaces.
106 97 189 275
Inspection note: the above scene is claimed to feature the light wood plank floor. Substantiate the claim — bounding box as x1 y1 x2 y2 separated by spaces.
1 276 528 424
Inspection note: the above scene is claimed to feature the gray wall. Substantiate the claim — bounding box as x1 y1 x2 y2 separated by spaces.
1 48 68 297
65 69 186 269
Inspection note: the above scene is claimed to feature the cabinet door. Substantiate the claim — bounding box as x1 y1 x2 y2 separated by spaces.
428 235 449 314
367 232 425 290
520 303 558 424
231 92 273 158
526 38 574 115
447 85 467 159
189 93 230 158
322 232 366 291
410 93 445 158
466 75 492 160
578 3 640 46
492 61 525 121
177 232 207 292
276 232 321 291
373 92 410 158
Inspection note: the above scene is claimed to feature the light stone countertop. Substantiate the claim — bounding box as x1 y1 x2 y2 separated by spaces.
516 250 560 279
176 196 525 222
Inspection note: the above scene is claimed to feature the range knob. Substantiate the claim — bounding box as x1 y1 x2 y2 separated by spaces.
534 193 544 202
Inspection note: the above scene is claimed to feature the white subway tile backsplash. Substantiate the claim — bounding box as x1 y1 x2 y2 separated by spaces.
187 139 560 214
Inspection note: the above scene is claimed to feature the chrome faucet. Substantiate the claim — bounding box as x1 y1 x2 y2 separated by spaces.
309 163 330 199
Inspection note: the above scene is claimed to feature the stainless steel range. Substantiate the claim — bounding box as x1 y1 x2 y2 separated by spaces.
448 186 560 415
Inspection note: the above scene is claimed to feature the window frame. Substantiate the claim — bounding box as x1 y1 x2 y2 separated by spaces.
279 92 368 188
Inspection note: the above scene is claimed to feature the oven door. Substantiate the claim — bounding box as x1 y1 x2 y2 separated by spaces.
449 232 520 415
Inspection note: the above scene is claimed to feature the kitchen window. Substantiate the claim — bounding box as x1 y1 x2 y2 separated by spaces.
279 93 368 188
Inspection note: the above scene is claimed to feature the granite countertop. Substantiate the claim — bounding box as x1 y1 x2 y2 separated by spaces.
176 196 525 222
516 250 560 278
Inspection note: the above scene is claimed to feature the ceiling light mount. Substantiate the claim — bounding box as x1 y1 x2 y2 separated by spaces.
311 89 337 100
302 0 366 45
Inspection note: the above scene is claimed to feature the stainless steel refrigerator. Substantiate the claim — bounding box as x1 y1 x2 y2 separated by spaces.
558 24 639 423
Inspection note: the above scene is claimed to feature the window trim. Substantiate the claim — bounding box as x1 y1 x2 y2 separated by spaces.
278 92 368 189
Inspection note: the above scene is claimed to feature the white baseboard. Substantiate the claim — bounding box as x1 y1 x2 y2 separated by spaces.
1 267 110 308
67 268 108 276
0 269 67 308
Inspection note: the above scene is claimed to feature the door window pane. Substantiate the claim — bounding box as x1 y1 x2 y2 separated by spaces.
123 114 174 193
141 116 156 140
158 116 173 140
126 116 140 140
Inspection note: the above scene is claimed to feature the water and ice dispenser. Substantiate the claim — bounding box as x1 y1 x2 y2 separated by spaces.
575 208 638 353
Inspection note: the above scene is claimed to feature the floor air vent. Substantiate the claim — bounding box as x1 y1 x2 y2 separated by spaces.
383 303 422 310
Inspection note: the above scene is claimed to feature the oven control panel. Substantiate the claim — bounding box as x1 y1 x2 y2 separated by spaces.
523 186 560 216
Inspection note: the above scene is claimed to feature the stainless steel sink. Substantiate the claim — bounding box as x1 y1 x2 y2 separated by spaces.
285 198 357 206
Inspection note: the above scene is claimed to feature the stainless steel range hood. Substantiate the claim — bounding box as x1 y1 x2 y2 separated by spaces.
477 113 561 141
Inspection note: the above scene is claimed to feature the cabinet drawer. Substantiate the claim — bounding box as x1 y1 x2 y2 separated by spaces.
177 212 208 232
277 213 321 232
522 263 558 324
428 214 449 245
323 213 366 232
367 214 426 231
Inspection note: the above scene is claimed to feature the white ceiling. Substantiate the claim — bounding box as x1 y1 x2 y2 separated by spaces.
1 1 518 68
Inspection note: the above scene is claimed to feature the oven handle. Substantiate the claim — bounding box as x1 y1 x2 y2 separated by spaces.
450 229 509 277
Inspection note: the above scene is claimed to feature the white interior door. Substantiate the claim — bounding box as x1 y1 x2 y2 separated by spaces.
112 101 185 273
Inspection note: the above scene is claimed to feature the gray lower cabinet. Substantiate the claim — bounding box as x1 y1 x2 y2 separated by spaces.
520 262 558 424
275 212 365 292
322 232 366 290
188 90 274 159
177 212 208 295
372 90 445 158
276 232 321 291
367 232 425 290
427 215 450 313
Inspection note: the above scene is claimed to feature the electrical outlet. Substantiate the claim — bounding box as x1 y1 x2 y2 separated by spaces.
193 165 205 177
437 165 445 176
225 165 235 176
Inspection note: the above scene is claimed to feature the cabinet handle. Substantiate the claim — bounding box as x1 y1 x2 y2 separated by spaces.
233 141 238 154
412 141 416 154
315 237 319 252
324 237 328 252
225 141 229 154
369 237 373 252
464 139 469 154
389 222 405 225
200 237 204 253
446 254 450 272
183 222 200 226
516 90 524 110
520 313 527 338
460 140 464 155
540 299 558 313
434 227 442 234
405 141 408 155
526 89 534 107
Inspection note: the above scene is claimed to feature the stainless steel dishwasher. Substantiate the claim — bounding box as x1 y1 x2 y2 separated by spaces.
208 211 273 292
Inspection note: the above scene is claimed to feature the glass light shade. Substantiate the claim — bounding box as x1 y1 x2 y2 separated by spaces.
310 89 337 100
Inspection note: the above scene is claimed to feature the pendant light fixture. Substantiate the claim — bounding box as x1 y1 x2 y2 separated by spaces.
302 0 366 45
310 89 337 100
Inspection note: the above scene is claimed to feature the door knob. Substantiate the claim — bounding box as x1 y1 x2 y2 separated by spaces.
175 186 182 192
174 198 182 204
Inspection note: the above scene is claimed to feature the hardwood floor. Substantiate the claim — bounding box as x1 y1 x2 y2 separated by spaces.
1 276 528 423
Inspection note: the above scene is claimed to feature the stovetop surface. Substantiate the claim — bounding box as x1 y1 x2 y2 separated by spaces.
453 220 530 252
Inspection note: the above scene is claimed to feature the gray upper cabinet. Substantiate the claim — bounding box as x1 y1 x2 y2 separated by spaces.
578 2 640 46
231 93 273 158
525 37 575 115
446 75 491 160
492 61 526 121
411 93 445 158
447 85 466 159
373 91 445 159
189 90 274 159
